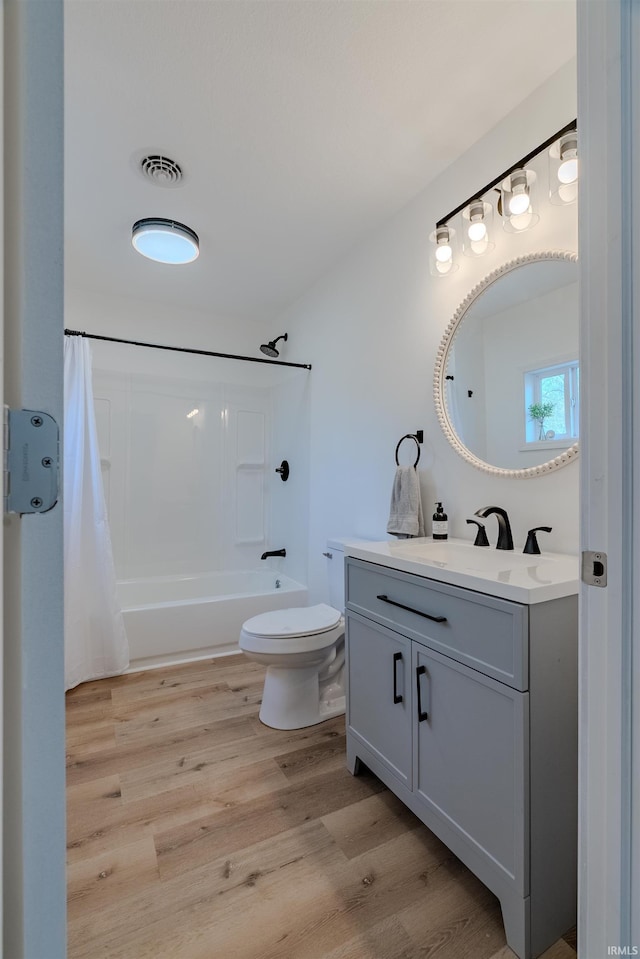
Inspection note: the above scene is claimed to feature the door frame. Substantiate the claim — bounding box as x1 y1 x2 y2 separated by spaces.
3 3 66 956
578 0 639 952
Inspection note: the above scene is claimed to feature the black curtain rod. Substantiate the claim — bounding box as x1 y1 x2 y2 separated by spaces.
64 329 312 370
436 118 577 228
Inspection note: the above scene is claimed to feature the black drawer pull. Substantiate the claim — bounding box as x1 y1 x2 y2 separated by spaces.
377 594 447 624
416 665 428 722
393 651 403 704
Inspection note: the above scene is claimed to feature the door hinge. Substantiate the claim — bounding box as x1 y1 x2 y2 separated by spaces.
581 550 608 587
3 407 60 515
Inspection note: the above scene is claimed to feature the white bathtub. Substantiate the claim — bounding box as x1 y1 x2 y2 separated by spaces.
118 570 308 670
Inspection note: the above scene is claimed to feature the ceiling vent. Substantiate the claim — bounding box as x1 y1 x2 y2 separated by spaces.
139 154 183 187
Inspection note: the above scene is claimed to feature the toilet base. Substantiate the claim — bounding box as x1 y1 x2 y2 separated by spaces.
258 662 345 730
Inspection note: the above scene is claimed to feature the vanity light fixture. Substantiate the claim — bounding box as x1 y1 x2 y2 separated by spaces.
548 129 578 205
429 224 458 276
432 118 577 275
131 217 199 264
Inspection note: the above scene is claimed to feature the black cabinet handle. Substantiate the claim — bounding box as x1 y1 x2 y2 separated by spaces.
377 594 447 624
393 651 403 704
416 665 428 722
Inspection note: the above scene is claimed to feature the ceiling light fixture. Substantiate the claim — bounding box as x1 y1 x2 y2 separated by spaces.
131 218 199 265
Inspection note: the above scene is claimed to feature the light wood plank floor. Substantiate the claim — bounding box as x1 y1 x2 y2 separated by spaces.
66 655 578 959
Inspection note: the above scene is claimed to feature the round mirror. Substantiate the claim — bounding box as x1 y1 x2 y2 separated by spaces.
434 251 579 478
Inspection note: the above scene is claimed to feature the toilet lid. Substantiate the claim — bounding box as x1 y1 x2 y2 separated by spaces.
242 603 342 639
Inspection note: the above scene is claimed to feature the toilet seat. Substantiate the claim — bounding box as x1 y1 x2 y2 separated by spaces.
243 603 341 638
240 603 344 656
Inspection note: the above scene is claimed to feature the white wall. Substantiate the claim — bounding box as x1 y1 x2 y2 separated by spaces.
65 284 267 358
278 61 579 604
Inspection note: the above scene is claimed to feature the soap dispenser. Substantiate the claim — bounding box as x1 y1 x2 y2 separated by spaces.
432 502 448 541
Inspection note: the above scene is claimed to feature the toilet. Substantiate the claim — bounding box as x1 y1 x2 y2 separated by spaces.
239 540 346 729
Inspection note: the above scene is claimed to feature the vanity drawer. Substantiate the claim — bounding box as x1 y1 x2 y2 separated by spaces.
346 558 528 690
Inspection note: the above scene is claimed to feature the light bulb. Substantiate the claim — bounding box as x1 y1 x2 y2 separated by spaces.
558 156 578 184
468 221 487 242
557 132 578 185
466 200 487 243
509 190 530 216
434 224 452 263
507 169 530 216
435 243 452 263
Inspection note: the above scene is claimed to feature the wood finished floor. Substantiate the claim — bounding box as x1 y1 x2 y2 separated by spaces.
66 654 578 959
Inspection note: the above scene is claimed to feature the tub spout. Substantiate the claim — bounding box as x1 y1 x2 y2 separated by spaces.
261 548 286 560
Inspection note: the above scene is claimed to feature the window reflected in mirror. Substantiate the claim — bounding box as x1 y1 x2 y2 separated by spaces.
524 360 579 447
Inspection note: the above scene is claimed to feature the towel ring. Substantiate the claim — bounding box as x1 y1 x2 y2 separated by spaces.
395 434 421 467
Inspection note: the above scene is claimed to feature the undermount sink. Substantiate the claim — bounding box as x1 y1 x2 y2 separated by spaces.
345 536 579 604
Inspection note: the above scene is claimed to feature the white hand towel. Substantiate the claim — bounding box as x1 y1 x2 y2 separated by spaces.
386 466 425 538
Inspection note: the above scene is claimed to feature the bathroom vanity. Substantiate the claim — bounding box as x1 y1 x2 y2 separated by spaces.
344 538 579 959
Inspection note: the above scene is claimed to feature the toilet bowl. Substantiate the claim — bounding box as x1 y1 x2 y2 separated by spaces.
240 603 345 729
239 540 347 730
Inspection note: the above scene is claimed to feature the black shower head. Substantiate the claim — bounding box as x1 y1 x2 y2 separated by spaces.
260 333 288 358
260 342 279 358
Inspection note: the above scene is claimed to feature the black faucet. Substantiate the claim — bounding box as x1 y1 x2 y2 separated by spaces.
474 506 514 551
261 548 286 560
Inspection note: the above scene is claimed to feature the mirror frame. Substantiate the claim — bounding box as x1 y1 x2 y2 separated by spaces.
433 250 579 479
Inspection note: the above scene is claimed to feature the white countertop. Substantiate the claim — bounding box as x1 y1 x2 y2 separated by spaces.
344 537 579 605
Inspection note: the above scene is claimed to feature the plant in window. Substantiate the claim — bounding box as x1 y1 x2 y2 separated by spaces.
528 402 555 441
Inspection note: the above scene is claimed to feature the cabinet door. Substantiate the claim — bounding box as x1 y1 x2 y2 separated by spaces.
346 612 412 788
413 644 529 894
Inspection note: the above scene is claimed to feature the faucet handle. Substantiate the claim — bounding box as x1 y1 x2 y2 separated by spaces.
466 518 490 547
523 526 552 555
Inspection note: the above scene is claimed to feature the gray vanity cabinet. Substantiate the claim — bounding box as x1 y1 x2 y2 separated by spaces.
347 613 412 788
413 643 528 897
345 556 577 959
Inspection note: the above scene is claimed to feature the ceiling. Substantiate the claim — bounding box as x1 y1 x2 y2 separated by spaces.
64 0 576 324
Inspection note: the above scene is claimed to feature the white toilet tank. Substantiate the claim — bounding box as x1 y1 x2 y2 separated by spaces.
326 539 347 611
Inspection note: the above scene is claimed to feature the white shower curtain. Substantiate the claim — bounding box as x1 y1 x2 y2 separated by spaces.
64 336 129 690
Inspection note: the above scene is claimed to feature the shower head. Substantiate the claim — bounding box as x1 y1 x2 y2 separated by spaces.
260 333 288 358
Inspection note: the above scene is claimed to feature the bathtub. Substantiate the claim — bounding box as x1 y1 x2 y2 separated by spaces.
118 570 308 670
